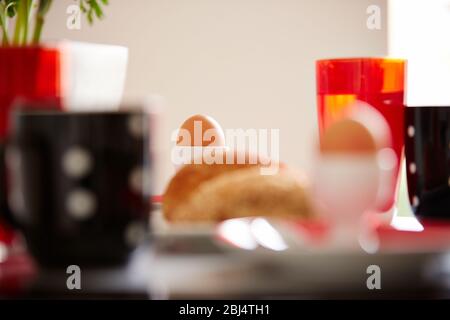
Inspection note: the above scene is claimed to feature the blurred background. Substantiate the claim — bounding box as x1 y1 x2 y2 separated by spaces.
41 0 450 193
0 0 450 297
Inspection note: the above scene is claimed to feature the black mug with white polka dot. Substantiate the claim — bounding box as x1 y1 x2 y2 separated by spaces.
405 106 450 220
2 108 152 266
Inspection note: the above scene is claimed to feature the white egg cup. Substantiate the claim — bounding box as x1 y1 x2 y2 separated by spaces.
313 154 380 250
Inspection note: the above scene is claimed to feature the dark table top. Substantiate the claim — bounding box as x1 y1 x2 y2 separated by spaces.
3 215 450 299
3 246 450 299
0 245 152 299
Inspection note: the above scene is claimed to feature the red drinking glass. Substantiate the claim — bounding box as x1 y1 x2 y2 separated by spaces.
316 58 406 212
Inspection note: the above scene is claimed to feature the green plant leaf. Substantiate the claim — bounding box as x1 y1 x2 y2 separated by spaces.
80 0 108 25
80 0 87 13
37 0 52 16
87 8 93 23
90 0 103 18
32 0 53 44
0 3 8 44
0 3 6 24
5 0 16 18
2 0 109 46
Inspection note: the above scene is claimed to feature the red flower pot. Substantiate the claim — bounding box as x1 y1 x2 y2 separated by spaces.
0 46 62 140
0 46 62 246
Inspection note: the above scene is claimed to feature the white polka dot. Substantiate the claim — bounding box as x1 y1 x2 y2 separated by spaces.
66 189 97 220
407 125 415 138
5 147 21 171
63 147 93 178
412 196 420 207
128 115 145 139
129 167 150 194
129 168 143 193
0 243 7 263
409 162 417 174
125 222 147 246
5 148 25 214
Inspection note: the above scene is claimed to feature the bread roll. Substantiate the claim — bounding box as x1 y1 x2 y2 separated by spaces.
162 150 312 223
163 151 268 221
169 168 314 223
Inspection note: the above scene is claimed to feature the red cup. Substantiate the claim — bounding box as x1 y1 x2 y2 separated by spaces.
316 58 406 212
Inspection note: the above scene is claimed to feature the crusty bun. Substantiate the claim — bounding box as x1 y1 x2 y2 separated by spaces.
168 168 314 223
163 151 272 221
162 150 312 223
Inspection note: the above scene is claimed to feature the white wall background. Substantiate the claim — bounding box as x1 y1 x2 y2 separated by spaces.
389 0 450 106
43 0 387 192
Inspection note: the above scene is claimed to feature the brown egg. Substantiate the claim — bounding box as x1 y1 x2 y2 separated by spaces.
320 119 377 154
177 114 225 147
349 101 392 150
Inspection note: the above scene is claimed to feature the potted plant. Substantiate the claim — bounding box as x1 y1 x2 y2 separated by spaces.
0 0 128 137
0 0 128 246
